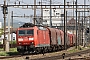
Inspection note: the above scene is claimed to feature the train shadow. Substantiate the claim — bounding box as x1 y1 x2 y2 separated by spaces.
6 51 42 56
6 51 56 56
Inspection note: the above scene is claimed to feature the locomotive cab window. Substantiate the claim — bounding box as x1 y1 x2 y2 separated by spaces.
27 30 34 35
18 30 25 36
18 29 34 36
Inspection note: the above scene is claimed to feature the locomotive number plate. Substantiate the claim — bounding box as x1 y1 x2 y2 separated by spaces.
24 37 28 41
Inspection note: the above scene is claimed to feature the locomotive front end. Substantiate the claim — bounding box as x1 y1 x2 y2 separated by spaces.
16 28 35 52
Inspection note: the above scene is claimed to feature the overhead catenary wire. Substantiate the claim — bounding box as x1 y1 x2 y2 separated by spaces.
8 0 29 5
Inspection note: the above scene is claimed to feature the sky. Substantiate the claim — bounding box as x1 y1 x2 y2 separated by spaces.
0 0 90 23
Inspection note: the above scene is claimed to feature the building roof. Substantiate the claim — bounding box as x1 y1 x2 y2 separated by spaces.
67 18 76 26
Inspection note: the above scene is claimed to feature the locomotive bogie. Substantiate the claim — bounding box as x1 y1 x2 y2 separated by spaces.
17 46 24 52
17 45 35 53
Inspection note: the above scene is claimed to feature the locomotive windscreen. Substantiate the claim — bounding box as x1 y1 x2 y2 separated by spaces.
18 29 34 36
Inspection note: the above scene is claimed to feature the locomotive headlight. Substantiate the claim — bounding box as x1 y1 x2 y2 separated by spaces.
18 38 23 41
31 42 34 44
29 38 34 40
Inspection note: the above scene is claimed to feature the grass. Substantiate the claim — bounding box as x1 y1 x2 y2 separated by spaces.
87 45 90 48
0 48 3 51
67 45 90 53
0 52 9 56
0 48 19 56
67 47 79 53
0 48 17 51
0 29 3 37
9 48 17 52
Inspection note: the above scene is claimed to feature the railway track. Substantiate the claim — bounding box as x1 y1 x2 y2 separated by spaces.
0 48 90 60
31 49 90 60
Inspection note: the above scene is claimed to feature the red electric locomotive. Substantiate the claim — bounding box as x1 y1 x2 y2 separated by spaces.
16 26 50 53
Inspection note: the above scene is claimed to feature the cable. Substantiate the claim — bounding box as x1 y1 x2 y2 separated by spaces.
13 12 22 15
10 7 24 15
7 0 29 5
15 8 23 14
15 0 29 5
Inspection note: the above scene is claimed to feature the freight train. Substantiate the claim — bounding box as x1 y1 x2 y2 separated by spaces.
16 23 76 53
